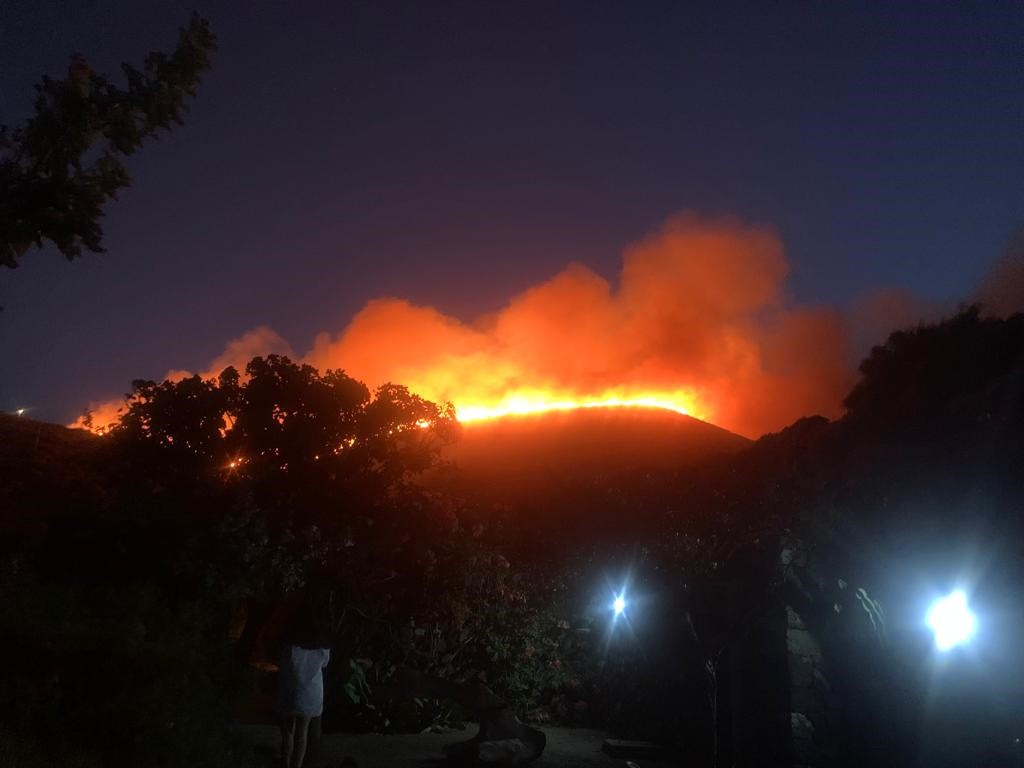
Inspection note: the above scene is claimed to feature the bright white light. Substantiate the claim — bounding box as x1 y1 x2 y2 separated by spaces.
927 590 976 651
613 595 626 616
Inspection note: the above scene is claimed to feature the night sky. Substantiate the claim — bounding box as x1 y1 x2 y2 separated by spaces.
2 1 1022 423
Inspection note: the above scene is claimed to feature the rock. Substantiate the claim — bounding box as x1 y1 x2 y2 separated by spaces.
786 627 821 658
478 738 536 766
397 669 546 765
790 712 820 763
786 606 806 630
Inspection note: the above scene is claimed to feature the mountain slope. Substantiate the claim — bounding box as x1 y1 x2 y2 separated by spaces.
0 413 102 491
441 406 749 486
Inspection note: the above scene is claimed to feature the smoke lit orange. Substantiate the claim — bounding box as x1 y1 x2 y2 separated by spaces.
76 214 854 438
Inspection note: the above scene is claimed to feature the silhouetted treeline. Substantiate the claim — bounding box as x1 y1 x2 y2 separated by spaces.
2 308 1024 767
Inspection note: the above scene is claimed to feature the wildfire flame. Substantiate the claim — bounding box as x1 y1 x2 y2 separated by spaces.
438 390 703 423
74 214 854 438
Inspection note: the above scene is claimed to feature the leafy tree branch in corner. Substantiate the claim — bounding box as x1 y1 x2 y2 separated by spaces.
0 14 216 269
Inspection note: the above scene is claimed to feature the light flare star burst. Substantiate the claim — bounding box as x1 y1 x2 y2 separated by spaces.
926 590 976 652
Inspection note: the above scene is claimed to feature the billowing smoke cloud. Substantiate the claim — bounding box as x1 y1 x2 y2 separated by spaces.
308 214 852 437
77 214 858 438
163 326 293 382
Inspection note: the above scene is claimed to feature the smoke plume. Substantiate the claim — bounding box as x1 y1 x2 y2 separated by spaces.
78 214 857 438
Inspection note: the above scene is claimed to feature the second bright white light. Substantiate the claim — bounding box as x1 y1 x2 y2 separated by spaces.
926 590 976 652
613 594 626 616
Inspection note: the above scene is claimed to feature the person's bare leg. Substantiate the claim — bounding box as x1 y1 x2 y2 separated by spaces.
291 715 312 768
280 716 295 768
306 716 322 767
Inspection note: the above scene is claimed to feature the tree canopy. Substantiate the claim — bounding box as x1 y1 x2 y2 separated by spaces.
843 305 1024 429
0 14 216 269
113 354 459 495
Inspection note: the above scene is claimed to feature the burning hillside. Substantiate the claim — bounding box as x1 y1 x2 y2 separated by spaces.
442 406 749 484
76 214 854 438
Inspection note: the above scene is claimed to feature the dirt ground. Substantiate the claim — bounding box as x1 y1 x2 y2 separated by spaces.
239 724 682 768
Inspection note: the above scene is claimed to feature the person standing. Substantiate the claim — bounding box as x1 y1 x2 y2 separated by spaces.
275 600 331 768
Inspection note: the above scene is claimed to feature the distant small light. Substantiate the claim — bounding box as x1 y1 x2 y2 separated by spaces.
15 408 26 417
927 590 976 651
613 595 626 616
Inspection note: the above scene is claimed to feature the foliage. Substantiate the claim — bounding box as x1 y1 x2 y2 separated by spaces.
316 530 600 733
4 309 1024 767
844 306 1024 430
1 357 458 765
0 572 247 768
0 15 216 269
113 355 457 492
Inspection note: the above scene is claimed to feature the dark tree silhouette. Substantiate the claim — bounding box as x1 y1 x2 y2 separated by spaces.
0 14 216 269
843 305 1024 429
115 354 458 491
5 310 1024 766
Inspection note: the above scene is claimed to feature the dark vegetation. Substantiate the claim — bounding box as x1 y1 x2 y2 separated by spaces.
0 15 215 270
2 308 1024 767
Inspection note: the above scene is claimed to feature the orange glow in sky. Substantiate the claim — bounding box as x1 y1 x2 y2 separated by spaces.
74 215 853 439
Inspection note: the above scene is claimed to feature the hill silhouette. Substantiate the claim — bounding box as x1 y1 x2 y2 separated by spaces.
0 406 748 498
0 412 104 505
445 407 748 483
429 407 750 537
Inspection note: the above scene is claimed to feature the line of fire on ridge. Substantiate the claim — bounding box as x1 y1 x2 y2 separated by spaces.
453 394 703 423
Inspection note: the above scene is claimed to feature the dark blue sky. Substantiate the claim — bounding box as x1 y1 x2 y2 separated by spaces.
2 0 1022 422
